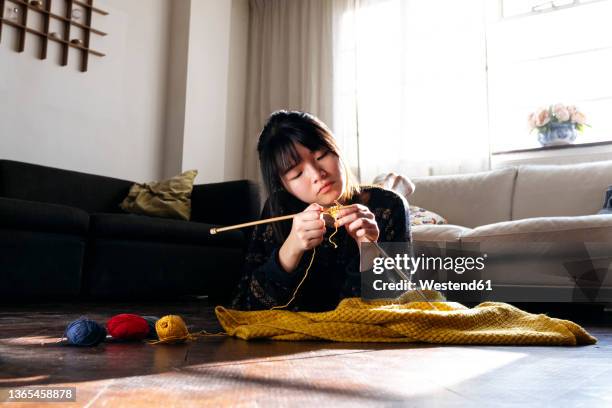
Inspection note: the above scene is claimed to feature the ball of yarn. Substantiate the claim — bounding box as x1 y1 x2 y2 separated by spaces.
142 315 160 339
106 314 149 340
65 318 107 346
155 315 190 344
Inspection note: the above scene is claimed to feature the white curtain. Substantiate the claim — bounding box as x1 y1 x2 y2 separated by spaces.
333 0 491 182
243 0 336 181
244 0 491 183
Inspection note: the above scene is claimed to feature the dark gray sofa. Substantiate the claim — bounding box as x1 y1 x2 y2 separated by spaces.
0 159 260 303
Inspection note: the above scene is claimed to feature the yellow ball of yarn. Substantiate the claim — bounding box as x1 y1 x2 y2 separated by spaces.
155 315 189 343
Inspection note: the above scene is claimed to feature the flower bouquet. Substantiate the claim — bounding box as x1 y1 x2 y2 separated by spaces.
528 104 588 146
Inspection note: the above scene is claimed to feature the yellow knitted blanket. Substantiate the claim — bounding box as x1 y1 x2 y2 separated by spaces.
215 298 596 346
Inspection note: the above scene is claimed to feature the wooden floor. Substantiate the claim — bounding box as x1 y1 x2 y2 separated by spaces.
0 301 611 407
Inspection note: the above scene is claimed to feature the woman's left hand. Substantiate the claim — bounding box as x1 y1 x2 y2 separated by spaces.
335 204 379 244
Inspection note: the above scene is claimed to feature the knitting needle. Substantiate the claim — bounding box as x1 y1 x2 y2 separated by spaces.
209 214 296 235
210 204 345 235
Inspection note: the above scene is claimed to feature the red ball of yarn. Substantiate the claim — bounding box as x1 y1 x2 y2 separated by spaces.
106 314 149 340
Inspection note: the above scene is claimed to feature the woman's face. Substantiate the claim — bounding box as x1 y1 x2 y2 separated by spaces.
281 142 345 206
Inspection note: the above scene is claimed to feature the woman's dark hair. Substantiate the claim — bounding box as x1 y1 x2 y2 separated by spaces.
257 110 359 243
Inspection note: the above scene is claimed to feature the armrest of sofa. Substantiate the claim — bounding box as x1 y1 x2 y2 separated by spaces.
190 180 261 226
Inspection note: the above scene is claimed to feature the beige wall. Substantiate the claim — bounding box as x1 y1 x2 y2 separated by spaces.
166 0 248 183
163 0 191 180
0 0 171 181
0 0 249 184
225 0 249 181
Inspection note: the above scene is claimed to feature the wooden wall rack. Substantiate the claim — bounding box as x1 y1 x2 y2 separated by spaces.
0 0 107 72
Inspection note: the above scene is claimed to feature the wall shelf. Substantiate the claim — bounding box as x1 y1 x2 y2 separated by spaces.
0 0 107 72
15 0 107 35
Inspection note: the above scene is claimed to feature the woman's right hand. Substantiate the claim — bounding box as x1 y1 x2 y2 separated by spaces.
288 203 326 251
279 203 326 273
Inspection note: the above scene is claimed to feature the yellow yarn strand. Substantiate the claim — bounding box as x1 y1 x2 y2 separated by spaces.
326 201 343 220
270 247 317 310
269 202 344 310
327 223 339 249
326 201 342 249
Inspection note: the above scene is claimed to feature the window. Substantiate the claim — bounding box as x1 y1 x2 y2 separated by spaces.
333 0 490 180
486 0 612 152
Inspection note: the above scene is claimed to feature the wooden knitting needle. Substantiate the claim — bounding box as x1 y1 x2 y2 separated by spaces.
209 214 296 235
210 204 345 235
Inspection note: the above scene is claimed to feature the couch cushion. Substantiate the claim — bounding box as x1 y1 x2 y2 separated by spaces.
512 160 612 220
412 224 472 242
409 168 516 228
0 230 85 299
89 213 244 247
460 216 612 291
0 197 89 235
462 214 612 242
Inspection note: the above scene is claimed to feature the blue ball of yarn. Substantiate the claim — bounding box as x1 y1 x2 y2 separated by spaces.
65 318 107 346
142 316 160 339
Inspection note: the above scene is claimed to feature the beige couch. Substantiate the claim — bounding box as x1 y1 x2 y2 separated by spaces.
403 160 612 302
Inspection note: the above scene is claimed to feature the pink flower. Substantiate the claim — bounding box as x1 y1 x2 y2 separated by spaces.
571 110 587 125
533 107 551 127
553 104 570 122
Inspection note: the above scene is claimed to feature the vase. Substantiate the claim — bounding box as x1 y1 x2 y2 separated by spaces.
538 122 578 146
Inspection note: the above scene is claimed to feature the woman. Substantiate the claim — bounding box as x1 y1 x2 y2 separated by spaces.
231 110 410 311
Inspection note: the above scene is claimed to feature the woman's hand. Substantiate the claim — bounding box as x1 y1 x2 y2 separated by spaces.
288 203 326 251
279 203 326 273
335 204 379 244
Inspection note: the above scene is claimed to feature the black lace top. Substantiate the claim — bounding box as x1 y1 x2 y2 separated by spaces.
230 186 410 312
